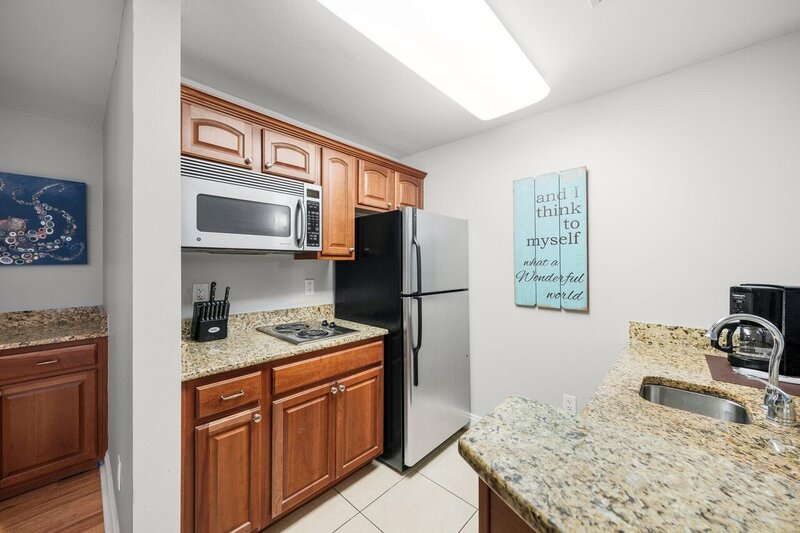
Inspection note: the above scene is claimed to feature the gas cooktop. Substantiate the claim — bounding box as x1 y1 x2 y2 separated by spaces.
256 320 358 345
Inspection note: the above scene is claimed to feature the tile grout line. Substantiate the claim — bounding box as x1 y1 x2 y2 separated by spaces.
350 472 409 514
416 470 478 510
457 509 478 533
329 490 362 533
358 510 386 533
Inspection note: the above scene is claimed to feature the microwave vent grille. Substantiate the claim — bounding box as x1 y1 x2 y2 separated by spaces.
181 156 304 197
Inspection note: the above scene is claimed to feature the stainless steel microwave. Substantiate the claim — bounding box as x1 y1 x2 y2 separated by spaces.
181 156 322 253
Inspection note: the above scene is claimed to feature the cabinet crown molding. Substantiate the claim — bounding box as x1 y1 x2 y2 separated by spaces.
181 84 427 180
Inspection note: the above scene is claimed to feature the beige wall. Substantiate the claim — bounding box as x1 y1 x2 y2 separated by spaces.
403 31 800 415
0 106 103 312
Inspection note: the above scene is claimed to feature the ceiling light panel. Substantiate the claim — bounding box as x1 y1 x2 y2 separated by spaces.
316 0 550 120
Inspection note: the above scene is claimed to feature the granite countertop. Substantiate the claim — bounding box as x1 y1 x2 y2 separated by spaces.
181 304 388 381
459 322 800 532
0 306 108 351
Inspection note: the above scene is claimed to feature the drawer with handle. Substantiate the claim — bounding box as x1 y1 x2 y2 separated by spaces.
272 340 383 396
195 371 262 419
0 343 98 382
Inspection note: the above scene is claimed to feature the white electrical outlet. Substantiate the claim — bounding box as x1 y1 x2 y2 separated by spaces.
562 394 577 414
116 455 122 492
192 283 210 303
304 279 315 296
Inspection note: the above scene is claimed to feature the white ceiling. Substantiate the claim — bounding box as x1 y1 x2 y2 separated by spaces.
182 0 800 158
0 0 124 128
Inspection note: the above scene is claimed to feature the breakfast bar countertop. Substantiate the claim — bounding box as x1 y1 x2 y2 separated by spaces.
0 305 108 351
181 304 388 381
459 322 800 532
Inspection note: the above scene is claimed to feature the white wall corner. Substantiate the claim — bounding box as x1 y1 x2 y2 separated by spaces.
99 454 121 533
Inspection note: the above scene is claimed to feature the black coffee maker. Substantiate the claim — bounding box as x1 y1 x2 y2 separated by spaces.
711 284 800 376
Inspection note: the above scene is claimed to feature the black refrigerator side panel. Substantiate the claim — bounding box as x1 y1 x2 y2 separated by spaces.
335 210 406 470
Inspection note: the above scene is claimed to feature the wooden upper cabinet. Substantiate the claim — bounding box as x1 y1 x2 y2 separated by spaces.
262 129 320 183
335 366 383 478
181 102 254 169
395 172 424 210
320 148 356 259
0 370 98 490
271 381 336 517
357 160 395 211
195 407 263 533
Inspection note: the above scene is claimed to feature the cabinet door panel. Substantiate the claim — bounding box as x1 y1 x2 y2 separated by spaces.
336 366 383 477
182 102 254 168
320 148 356 258
357 161 394 211
263 130 320 183
0 370 97 488
395 172 424 209
195 407 263 533
272 382 336 517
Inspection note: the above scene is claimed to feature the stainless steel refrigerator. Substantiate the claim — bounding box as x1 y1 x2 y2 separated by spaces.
335 207 470 470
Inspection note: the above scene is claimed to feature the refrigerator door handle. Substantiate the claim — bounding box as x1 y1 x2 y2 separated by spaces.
412 236 422 294
412 296 423 387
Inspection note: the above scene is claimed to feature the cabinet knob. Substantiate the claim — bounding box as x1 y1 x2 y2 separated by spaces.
339 384 346 392
348 248 355 253
253 413 262 423
265 161 275 169
244 157 253 165
387 202 392 207
331 386 338 395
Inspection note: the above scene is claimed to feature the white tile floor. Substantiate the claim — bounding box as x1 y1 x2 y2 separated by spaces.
265 435 478 533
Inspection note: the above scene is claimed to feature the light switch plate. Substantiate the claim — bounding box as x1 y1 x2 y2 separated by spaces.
304 279 314 296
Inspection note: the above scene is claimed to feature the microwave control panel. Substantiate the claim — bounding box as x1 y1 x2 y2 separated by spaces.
306 199 320 249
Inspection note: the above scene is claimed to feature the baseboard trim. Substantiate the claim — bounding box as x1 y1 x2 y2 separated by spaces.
99 453 120 533
468 413 482 427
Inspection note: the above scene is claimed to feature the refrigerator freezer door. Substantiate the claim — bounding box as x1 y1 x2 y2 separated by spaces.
403 290 470 467
402 208 469 295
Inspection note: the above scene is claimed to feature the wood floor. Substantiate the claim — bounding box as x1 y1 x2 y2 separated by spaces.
0 469 104 532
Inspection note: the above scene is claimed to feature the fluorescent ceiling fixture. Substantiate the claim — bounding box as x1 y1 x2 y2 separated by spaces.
316 0 550 120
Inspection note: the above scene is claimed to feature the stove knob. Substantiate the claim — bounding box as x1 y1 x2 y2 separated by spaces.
321 319 329 327
329 321 336 328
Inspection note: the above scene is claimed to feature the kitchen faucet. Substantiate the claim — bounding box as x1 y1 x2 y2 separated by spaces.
706 313 796 426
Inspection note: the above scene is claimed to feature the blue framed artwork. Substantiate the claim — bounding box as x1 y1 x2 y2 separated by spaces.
0 171 87 266
514 167 588 311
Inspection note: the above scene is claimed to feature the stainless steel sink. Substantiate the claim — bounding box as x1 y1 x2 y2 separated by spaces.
639 383 751 424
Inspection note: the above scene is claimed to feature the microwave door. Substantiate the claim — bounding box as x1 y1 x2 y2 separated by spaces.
181 176 301 251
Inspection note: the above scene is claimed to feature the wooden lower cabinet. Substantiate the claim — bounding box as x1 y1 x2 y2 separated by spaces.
195 407 263 533
271 381 336 517
335 366 383 477
182 339 384 532
0 338 107 500
478 479 537 533
1 370 98 490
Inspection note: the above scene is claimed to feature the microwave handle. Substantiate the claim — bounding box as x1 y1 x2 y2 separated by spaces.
295 199 305 248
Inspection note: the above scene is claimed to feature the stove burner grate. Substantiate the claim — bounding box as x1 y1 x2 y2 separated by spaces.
297 329 329 338
274 323 310 332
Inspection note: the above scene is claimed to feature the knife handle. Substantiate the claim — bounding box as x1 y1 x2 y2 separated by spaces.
209 281 217 301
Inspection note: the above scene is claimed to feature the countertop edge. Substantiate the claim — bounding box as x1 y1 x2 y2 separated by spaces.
181 326 388 382
458 417 561 533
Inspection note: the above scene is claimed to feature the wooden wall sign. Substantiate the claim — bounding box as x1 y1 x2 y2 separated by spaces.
514 167 588 311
